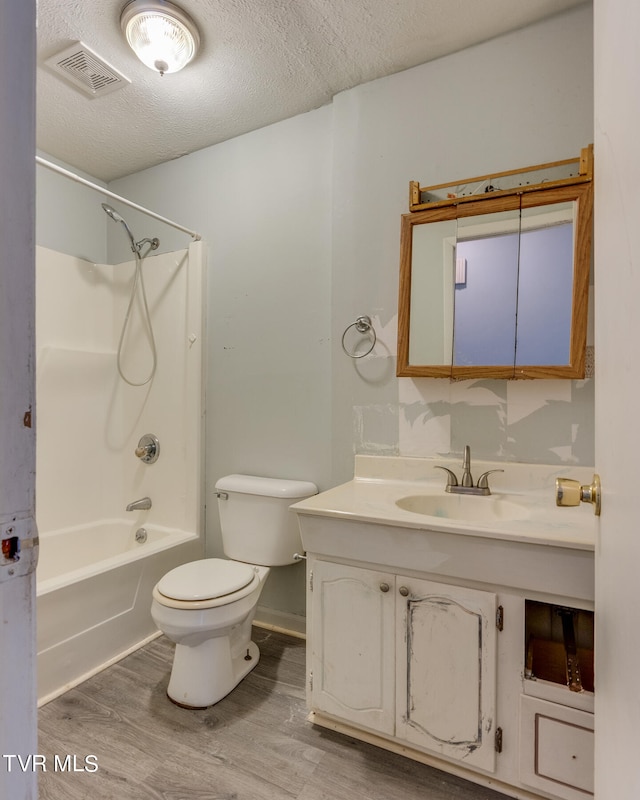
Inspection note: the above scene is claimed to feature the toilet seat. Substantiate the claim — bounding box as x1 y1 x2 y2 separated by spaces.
158 559 255 601
153 558 262 610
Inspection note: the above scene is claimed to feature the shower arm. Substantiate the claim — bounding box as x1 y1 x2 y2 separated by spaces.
136 237 160 252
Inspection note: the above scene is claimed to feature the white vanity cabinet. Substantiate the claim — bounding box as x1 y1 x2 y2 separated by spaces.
309 560 498 773
293 456 596 800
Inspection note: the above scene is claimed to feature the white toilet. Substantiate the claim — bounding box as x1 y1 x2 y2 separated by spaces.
151 474 317 708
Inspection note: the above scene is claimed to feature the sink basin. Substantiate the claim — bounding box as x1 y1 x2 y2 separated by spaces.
396 493 531 522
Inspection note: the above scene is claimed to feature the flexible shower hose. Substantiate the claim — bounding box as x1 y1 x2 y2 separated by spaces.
117 244 157 386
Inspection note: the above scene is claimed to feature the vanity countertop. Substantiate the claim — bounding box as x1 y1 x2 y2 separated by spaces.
292 455 596 551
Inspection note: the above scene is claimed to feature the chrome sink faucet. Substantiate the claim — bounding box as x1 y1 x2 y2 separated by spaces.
461 444 473 487
435 446 503 496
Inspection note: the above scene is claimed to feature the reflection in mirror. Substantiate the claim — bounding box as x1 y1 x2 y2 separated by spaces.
409 217 456 366
515 203 574 365
453 209 521 366
397 182 592 380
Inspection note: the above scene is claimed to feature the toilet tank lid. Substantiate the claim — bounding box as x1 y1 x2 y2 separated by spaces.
215 474 318 499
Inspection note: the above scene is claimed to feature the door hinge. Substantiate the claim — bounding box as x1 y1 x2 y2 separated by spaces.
309 670 313 691
496 605 504 631
309 569 313 592
495 726 503 753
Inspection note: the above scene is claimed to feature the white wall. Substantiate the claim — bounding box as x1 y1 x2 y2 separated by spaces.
42 3 594 623
35 245 204 542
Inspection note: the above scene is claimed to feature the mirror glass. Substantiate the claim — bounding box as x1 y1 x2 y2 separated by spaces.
513 202 575 366
453 208 522 366
408 217 456 366
397 184 592 379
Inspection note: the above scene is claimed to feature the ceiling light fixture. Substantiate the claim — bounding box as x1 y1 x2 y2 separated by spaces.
120 0 200 76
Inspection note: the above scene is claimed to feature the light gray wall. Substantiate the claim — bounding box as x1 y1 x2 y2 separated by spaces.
36 153 108 264
330 4 594 482
38 4 594 621
110 109 334 615
35 153 175 265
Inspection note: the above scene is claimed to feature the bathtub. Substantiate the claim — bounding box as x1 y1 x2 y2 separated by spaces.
36 520 202 705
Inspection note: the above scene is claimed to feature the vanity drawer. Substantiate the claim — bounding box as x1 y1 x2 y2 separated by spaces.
519 695 593 800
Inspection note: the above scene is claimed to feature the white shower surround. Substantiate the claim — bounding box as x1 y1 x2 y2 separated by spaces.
35 242 205 704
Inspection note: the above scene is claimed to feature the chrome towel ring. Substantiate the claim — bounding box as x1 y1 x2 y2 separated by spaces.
341 315 377 358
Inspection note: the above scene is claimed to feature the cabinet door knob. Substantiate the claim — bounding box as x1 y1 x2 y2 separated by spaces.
379 582 390 593
399 586 409 597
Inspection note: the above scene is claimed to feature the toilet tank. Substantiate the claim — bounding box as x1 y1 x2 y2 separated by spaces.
215 475 317 566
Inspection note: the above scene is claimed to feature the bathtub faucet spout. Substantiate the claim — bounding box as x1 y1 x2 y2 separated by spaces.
126 497 152 512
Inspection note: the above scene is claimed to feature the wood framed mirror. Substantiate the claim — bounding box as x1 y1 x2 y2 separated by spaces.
397 148 593 379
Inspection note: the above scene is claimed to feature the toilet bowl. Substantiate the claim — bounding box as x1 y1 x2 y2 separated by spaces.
151 559 269 708
151 474 317 708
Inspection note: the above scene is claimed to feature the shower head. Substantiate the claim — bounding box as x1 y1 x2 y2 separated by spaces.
101 202 160 255
102 202 139 254
101 202 123 224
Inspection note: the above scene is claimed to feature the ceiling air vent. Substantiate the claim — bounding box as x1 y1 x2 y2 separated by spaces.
45 41 131 99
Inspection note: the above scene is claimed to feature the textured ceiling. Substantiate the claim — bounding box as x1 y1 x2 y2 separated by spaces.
36 0 588 182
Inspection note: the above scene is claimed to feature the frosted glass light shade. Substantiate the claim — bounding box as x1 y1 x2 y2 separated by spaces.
121 0 200 75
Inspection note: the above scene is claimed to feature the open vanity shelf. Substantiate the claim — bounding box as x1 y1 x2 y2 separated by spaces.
519 601 594 800
525 601 594 696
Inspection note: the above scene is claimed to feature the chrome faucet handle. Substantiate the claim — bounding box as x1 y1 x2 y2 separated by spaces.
135 434 160 464
461 445 473 487
434 465 459 488
476 469 504 490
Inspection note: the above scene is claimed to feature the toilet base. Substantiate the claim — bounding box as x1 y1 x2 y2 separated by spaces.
166 636 260 709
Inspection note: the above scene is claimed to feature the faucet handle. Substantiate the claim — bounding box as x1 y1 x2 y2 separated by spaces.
135 434 160 464
476 469 504 490
434 465 459 488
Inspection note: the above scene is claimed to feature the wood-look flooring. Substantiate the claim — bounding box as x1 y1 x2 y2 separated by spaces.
38 628 514 799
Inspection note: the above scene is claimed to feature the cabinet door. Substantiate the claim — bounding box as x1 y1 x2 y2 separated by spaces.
309 560 395 734
395 577 498 772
